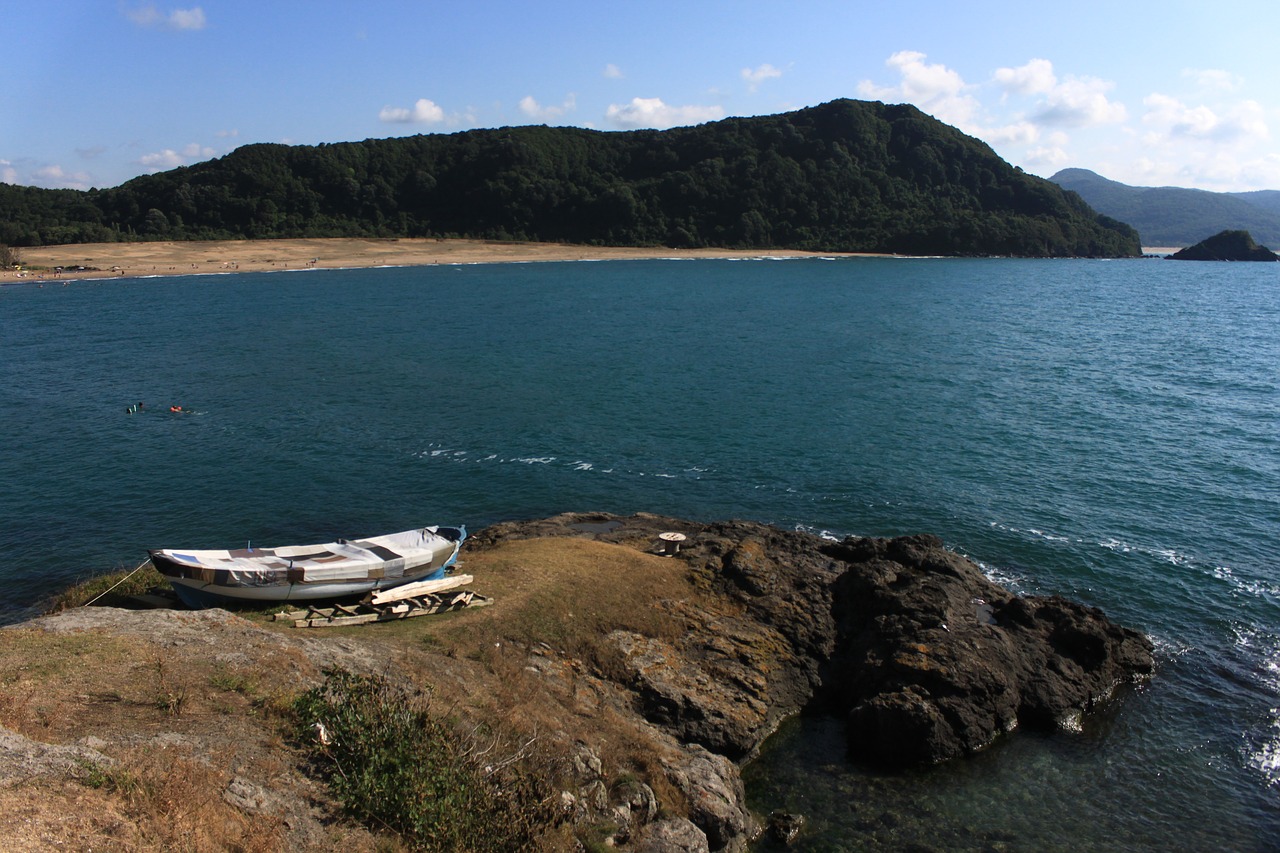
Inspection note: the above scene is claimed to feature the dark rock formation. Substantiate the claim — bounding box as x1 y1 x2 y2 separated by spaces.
826 534 1154 765
1169 229 1280 261
767 810 806 845
473 513 1154 770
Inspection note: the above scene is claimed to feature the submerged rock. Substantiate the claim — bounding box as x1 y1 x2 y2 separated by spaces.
768 810 807 844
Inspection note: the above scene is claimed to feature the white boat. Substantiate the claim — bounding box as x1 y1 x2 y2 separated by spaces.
149 525 466 608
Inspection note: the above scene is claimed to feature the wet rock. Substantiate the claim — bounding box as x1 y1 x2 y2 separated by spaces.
768 810 806 844
829 534 1155 766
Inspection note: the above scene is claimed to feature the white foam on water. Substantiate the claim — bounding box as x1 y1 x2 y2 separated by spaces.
1250 716 1280 787
1146 634 1198 674
793 523 843 541
1235 627 1280 786
1212 565 1280 601
1097 535 1202 569
972 558 1027 594
1099 537 1133 554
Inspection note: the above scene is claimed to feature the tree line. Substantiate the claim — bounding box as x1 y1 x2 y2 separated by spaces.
0 99 1139 257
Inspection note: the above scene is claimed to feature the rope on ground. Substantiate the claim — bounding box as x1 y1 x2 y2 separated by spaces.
84 558 152 606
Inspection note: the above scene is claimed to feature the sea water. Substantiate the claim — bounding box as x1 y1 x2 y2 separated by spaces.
1 257 1277 850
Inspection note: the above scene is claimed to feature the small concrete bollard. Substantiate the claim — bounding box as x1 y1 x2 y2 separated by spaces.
658 531 686 556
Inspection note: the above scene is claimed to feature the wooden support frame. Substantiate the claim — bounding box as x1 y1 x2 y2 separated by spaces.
271 586 491 627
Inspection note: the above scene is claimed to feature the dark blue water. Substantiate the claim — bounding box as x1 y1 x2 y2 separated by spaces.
2 258 1277 849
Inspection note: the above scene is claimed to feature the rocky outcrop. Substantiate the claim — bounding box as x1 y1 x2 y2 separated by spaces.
1169 229 1280 260
825 534 1154 765
474 513 1154 769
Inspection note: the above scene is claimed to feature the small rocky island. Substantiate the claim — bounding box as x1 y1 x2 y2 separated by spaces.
0 513 1153 851
1169 229 1280 261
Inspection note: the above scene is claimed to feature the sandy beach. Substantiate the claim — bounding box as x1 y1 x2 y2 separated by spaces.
3 237 859 283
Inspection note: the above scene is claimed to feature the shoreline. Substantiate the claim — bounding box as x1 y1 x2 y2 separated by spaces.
3 237 869 284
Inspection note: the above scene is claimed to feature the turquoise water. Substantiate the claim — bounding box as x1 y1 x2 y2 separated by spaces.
2 257 1277 849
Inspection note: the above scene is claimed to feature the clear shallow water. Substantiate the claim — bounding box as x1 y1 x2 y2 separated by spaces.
2 257 1277 849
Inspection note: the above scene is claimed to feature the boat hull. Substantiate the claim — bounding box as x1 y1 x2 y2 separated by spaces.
150 525 465 609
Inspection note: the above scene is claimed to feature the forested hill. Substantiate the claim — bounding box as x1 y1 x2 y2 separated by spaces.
1050 167 1280 247
2 99 1138 257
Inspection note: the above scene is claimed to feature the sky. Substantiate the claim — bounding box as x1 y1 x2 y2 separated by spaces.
4 1 1279 193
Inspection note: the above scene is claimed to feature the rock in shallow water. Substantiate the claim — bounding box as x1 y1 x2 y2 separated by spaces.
826 534 1155 766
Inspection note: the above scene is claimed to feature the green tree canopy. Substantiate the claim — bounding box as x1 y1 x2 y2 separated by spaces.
0 99 1139 257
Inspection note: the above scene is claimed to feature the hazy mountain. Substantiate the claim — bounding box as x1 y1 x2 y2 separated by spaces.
1049 168 1280 247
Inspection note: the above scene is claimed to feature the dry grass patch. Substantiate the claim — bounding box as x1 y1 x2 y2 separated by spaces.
430 537 700 657
0 629 140 734
86 748 288 852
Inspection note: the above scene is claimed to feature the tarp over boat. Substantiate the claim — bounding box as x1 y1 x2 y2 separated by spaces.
150 526 465 605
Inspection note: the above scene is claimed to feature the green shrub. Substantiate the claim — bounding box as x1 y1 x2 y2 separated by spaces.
291 669 558 851
45 562 168 613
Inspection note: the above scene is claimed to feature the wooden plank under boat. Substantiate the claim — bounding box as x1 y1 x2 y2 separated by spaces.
149 525 466 609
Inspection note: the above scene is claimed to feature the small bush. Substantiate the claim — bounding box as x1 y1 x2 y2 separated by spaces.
291 669 559 852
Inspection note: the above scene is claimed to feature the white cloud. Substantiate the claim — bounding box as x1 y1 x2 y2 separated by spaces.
1143 93 1268 143
857 50 982 128
379 98 446 123
863 51 965 100
994 59 1056 96
857 49 1277 192
604 97 725 129
1111 148 1280 192
1032 76 1127 127
125 5 206 30
138 142 215 173
1182 68 1242 93
603 63 624 79
1022 146 1070 168
980 121 1040 146
216 129 239 139
741 63 782 92
33 164 93 190
519 94 577 122
168 7 205 30
139 149 185 171
1 159 17 184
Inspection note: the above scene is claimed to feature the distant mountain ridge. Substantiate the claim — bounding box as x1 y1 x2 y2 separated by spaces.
1049 168 1280 247
0 100 1138 257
